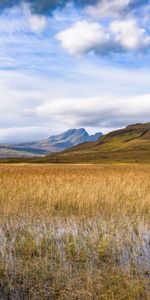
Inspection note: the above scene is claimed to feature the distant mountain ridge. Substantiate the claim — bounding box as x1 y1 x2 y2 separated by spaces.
39 128 102 150
0 128 102 158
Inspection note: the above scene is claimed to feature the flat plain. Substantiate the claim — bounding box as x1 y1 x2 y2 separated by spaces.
0 163 150 299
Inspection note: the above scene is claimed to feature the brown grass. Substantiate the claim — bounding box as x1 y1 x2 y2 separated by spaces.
0 163 150 299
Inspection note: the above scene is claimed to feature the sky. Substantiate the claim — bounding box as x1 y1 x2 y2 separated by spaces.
0 0 150 143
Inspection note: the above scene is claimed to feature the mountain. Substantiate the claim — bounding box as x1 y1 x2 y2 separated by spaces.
0 128 102 158
27 128 102 152
44 122 150 163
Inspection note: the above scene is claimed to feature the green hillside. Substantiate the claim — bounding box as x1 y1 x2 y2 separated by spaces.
44 122 150 163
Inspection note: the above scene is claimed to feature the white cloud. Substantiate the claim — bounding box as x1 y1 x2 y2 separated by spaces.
86 0 135 18
57 21 110 55
57 19 150 55
110 19 150 51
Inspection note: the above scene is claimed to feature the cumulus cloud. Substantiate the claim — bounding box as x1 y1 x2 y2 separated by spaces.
57 19 150 55
110 19 150 51
57 21 110 55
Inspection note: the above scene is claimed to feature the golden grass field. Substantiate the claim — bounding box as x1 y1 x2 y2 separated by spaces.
0 163 150 299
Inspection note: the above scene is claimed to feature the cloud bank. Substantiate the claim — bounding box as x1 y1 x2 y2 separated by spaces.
31 94 150 130
1 93 150 143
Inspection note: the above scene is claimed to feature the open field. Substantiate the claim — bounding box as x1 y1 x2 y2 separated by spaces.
0 164 150 299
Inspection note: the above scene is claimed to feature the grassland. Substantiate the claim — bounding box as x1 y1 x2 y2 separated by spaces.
0 164 150 299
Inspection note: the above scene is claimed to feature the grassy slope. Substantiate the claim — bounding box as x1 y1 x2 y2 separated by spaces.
43 122 150 163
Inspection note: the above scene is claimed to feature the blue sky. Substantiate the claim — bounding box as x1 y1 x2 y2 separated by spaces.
0 0 150 143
